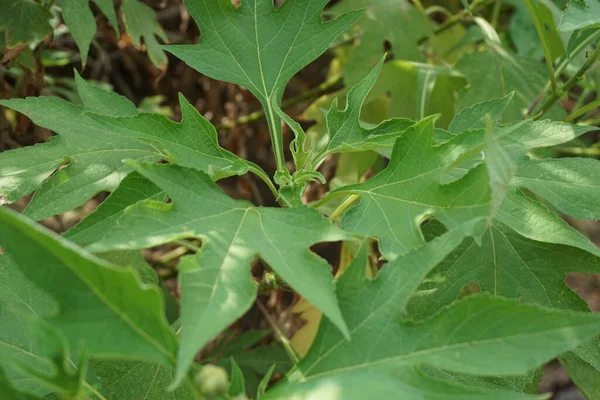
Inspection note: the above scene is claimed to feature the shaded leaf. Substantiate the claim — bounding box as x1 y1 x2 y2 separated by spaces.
0 0 52 48
0 208 177 366
121 0 168 68
329 0 432 86
92 360 195 400
512 158 600 221
62 0 118 66
454 46 564 120
65 172 165 245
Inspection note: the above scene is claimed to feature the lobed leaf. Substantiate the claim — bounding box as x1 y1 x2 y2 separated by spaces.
266 232 600 399
88 162 352 386
335 117 497 259
0 78 255 221
165 0 362 173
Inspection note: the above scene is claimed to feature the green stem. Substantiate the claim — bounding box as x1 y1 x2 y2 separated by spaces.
526 30 600 118
524 0 559 97
563 99 600 123
491 0 502 29
417 0 494 45
255 299 300 365
329 195 360 220
533 44 600 120
173 240 202 253
216 77 342 130
412 0 426 13
310 190 350 210
158 246 189 265
579 116 600 127
84 382 108 400
247 164 279 200
186 374 204 400
555 146 600 157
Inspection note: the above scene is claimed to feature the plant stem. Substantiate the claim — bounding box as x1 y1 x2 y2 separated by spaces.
412 0 426 14
216 77 342 130
248 164 279 200
187 374 205 400
491 0 502 29
563 99 600 123
329 195 360 220
84 382 108 400
555 146 600 157
417 0 494 45
173 240 202 253
581 116 600 127
533 44 600 120
255 299 300 365
526 30 600 118
159 246 189 265
524 0 559 97
310 190 349 210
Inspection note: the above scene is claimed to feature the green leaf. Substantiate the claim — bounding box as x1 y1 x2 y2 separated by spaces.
88 162 352 386
0 367 42 400
98 250 159 285
560 342 600 400
505 0 566 60
64 172 165 244
91 360 196 400
74 71 136 117
334 117 494 259
0 208 177 366
559 0 600 31
329 0 432 87
512 158 600 220
265 231 600 399
422 366 542 395
447 93 514 134
0 0 52 48
62 0 118 66
496 190 600 257
454 47 564 120
314 56 416 162
121 0 168 68
13 320 86 399
0 256 57 397
165 0 362 175
0 80 255 220
409 218 600 318
229 359 245 397
370 61 467 129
